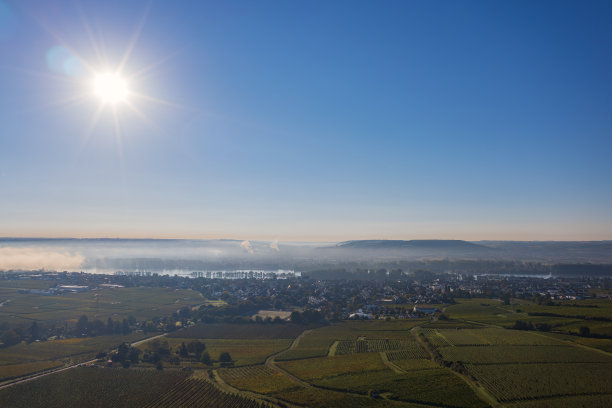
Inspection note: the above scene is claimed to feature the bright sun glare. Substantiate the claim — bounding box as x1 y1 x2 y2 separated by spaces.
93 72 129 104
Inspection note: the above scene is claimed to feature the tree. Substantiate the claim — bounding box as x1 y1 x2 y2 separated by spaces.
1 329 21 347
29 321 39 342
122 318 130 335
128 347 141 364
290 311 303 324
187 340 206 359
106 318 114 334
178 342 189 358
77 315 89 336
579 326 591 337
201 351 212 366
219 351 232 363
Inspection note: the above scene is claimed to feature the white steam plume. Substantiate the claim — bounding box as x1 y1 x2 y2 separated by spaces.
0 247 85 271
240 240 254 254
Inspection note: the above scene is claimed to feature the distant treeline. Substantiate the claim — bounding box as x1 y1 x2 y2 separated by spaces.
304 261 612 280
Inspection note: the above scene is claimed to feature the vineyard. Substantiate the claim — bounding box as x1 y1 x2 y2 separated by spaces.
387 357 438 371
439 344 612 364
333 339 417 355
270 386 413 408
0 367 190 408
311 367 488 408
505 394 612 408
275 325 358 361
465 362 612 402
144 377 272 408
278 353 387 380
419 328 452 347
218 365 296 394
0 360 63 383
435 329 491 346
384 346 428 360
169 323 313 340
421 327 568 348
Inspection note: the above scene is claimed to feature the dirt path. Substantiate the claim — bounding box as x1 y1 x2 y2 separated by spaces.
210 370 295 408
412 327 501 408
264 329 315 389
379 351 406 374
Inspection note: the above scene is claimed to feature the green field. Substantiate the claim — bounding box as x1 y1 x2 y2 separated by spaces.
0 284 206 327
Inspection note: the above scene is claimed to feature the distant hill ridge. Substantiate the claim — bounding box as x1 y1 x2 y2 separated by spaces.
333 239 489 250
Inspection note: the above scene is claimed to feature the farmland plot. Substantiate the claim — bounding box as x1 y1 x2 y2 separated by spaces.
334 339 417 355
311 367 488 408
466 362 612 402
0 367 189 408
278 353 387 380
218 365 295 394
439 345 612 364
145 377 271 408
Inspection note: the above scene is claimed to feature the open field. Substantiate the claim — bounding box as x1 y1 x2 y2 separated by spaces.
0 285 206 327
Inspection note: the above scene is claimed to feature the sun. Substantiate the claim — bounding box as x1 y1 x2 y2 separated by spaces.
92 72 129 104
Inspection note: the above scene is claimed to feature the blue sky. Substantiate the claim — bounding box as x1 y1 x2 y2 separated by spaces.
0 0 611 241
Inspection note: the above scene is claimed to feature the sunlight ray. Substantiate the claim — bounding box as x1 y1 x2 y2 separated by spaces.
117 4 151 75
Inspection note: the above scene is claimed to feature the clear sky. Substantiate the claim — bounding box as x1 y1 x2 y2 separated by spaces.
0 0 611 241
